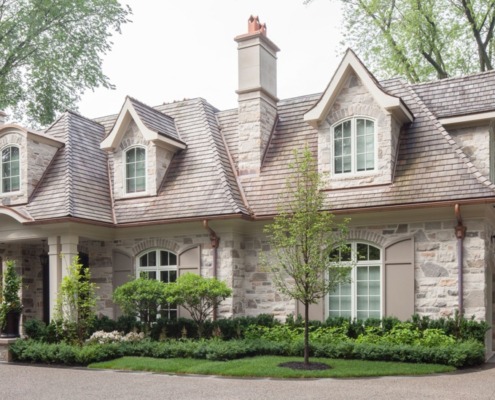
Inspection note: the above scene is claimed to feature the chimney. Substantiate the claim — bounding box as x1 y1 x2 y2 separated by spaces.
235 16 279 176
0 111 7 125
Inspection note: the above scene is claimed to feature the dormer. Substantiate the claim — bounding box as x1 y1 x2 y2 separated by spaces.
0 122 63 205
100 97 186 199
304 49 413 189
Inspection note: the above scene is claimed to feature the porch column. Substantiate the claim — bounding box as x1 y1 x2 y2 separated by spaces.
48 234 79 320
60 234 79 278
48 236 61 321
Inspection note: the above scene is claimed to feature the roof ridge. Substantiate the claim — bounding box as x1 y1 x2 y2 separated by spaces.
407 82 495 191
196 98 248 215
65 113 76 217
128 96 175 123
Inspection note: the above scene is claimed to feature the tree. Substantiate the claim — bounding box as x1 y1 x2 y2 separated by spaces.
112 277 169 333
306 0 495 82
263 147 351 366
0 260 22 332
0 0 130 126
164 273 232 338
55 256 98 344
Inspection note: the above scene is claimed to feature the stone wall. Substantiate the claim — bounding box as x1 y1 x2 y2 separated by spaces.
317 73 400 189
449 125 490 178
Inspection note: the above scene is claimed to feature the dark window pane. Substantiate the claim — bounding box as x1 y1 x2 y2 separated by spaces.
369 245 380 260
169 253 177 265
161 251 169 266
357 243 368 260
169 270 177 283
148 251 156 267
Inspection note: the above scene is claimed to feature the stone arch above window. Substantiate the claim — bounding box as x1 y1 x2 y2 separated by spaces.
346 230 388 248
326 104 382 127
132 238 181 257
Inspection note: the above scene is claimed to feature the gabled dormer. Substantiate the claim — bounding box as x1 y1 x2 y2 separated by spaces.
0 121 63 206
100 97 186 199
304 49 413 189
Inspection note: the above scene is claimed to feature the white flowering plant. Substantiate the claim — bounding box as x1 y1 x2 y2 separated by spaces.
86 330 145 345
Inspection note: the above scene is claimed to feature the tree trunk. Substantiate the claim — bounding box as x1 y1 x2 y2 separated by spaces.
304 302 310 365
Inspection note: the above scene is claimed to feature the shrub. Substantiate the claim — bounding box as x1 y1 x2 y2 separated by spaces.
163 273 232 338
112 278 168 333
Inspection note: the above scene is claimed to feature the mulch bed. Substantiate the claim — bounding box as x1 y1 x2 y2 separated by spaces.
278 361 330 370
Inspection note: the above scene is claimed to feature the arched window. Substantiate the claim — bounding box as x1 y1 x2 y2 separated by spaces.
328 242 381 320
137 249 177 319
333 118 375 174
1 145 20 193
125 147 146 194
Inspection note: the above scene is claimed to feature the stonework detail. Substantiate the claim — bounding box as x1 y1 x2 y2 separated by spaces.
449 125 490 178
238 97 277 176
317 73 400 189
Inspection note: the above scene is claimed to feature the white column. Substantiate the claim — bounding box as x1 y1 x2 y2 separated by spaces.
60 234 79 278
48 234 79 320
48 236 61 321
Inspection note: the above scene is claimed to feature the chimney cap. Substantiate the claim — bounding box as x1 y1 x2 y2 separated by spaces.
248 15 267 35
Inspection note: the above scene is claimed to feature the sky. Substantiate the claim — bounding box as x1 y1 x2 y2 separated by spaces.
78 0 344 119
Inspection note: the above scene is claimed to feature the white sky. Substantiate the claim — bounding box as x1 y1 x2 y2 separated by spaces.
78 0 343 119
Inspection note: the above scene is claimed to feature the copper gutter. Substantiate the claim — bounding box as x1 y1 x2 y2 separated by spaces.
454 204 466 317
203 219 220 320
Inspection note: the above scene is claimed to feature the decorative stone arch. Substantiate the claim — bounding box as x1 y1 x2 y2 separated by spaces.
346 229 388 248
326 104 382 127
132 238 181 257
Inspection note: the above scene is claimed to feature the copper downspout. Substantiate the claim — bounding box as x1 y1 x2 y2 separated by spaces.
203 219 220 320
455 204 467 317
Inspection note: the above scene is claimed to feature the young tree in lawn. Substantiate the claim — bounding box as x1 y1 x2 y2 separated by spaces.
164 273 232 338
0 0 130 125
264 146 351 366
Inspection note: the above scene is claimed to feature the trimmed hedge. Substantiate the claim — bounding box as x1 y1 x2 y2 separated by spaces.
10 337 484 367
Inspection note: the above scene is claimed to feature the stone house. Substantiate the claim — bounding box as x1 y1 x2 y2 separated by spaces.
0 16 495 350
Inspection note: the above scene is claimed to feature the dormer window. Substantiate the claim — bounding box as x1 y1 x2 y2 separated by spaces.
125 146 146 194
333 118 375 175
1 145 20 193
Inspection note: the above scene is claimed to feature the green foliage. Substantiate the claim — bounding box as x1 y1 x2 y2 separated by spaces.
163 273 232 338
314 0 495 81
54 256 98 344
112 277 168 333
264 146 350 364
0 260 22 329
0 0 131 125
10 336 484 368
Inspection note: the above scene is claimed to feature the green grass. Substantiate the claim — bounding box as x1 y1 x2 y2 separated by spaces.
88 356 455 378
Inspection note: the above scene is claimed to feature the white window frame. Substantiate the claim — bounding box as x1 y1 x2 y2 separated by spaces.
331 117 377 176
327 242 382 320
136 248 178 319
124 145 147 195
1 144 21 194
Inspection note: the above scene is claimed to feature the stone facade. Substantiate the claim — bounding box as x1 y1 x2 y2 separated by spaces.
317 73 400 189
237 97 277 176
450 125 491 178
110 120 175 199
0 130 58 206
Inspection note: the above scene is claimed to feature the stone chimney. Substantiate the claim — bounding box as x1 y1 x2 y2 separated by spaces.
0 111 7 125
235 16 279 176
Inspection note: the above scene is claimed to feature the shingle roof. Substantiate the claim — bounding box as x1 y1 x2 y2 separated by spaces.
128 97 183 144
110 98 248 224
27 111 114 223
411 70 495 118
15 67 495 225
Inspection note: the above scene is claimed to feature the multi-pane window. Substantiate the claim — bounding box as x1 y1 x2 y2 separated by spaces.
333 118 375 174
2 146 20 193
125 147 146 193
328 242 381 320
138 249 178 319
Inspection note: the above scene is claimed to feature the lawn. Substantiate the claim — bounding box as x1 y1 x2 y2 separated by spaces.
88 356 455 378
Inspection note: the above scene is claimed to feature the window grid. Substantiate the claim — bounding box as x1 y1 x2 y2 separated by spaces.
125 147 146 194
333 118 375 175
2 146 20 193
328 243 381 320
137 249 178 319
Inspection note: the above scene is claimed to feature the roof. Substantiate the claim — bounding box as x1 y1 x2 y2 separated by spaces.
8 65 495 225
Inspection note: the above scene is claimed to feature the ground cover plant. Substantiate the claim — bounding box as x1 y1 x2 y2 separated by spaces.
13 312 488 372
88 356 455 378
